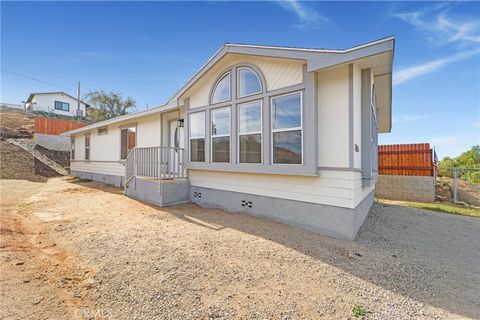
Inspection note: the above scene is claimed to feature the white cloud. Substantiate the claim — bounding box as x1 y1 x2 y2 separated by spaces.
393 49 480 85
278 0 329 29
394 5 480 46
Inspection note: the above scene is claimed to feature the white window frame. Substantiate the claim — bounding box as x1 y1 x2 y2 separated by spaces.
238 99 262 164
84 134 90 161
211 106 231 163
237 67 262 99
189 111 206 162
271 91 303 165
210 72 231 104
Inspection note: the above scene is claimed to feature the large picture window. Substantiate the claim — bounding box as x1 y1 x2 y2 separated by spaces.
211 107 230 162
211 72 231 104
238 100 262 163
272 92 302 164
120 126 136 160
189 112 206 162
54 101 69 112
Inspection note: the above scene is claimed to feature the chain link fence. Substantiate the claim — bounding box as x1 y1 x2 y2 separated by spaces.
437 167 480 205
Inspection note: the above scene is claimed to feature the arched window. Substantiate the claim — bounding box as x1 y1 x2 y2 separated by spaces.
238 67 262 98
211 72 231 104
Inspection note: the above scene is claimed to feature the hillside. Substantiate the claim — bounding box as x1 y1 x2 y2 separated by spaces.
0 106 35 139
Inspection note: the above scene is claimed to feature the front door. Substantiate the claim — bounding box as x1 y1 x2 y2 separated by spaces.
169 121 184 174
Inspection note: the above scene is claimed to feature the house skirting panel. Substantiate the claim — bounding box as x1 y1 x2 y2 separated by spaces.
124 177 190 207
191 186 374 240
71 170 124 187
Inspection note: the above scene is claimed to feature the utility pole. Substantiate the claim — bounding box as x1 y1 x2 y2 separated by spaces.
77 81 81 117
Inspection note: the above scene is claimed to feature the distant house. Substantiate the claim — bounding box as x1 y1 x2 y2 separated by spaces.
25 92 88 118
64 37 394 240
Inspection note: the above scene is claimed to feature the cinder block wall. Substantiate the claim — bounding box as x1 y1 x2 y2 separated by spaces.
375 175 435 202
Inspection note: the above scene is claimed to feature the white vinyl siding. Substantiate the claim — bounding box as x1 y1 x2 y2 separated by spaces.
189 169 371 209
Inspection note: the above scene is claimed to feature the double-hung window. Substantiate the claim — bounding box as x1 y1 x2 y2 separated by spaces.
120 126 136 160
272 92 302 164
71 137 75 160
211 107 230 163
84 134 90 161
238 100 262 163
54 101 70 112
189 112 206 162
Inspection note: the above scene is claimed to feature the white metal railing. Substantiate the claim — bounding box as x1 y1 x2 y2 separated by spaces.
123 146 186 190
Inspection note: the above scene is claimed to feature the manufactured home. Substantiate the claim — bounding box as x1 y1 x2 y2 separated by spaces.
25 92 88 118
64 37 394 240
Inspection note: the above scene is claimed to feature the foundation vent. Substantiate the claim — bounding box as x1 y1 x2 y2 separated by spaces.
241 200 253 208
193 191 202 199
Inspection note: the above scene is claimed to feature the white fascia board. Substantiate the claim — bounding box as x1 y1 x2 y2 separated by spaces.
307 37 395 72
62 102 179 136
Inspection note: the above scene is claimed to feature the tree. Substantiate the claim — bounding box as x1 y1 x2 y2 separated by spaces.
439 146 480 183
85 90 136 121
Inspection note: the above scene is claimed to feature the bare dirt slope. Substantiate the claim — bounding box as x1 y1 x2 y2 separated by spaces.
0 140 61 182
436 176 480 207
1 178 479 319
0 106 35 139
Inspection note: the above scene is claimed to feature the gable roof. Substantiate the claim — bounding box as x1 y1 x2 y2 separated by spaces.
64 36 395 135
169 36 394 104
26 92 90 106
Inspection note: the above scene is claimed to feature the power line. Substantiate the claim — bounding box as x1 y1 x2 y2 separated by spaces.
1 68 76 94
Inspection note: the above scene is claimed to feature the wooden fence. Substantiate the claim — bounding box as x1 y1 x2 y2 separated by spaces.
35 117 88 135
378 143 433 176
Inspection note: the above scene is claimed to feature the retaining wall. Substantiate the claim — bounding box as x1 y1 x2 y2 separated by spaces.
34 133 70 151
375 175 435 202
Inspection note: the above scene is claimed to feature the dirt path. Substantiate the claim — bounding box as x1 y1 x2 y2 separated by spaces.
0 179 96 319
1 178 479 319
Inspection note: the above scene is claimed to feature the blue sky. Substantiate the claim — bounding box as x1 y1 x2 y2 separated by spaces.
1 1 479 158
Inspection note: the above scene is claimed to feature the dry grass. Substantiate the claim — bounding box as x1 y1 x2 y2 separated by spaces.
379 199 480 218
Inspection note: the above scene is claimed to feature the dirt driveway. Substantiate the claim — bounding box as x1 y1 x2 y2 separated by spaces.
1 178 479 319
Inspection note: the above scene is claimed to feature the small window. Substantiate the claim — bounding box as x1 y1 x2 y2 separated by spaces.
238 67 262 98
272 92 302 164
189 112 205 162
211 72 231 104
97 126 108 135
238 100 262 163
71 137 75 160
120 127 136 160
54 101 69 112
211 107 230 162
84 134 90 161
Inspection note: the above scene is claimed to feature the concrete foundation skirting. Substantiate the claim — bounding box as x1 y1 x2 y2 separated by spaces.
375 175 435 202
191 186 374 240
71 170 123 187
35 133 70 152
125 177 190 207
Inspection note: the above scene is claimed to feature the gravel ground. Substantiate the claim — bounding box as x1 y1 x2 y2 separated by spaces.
1 178 479 319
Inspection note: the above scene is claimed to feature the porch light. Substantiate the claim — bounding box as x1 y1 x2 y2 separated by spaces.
177 118 184 128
